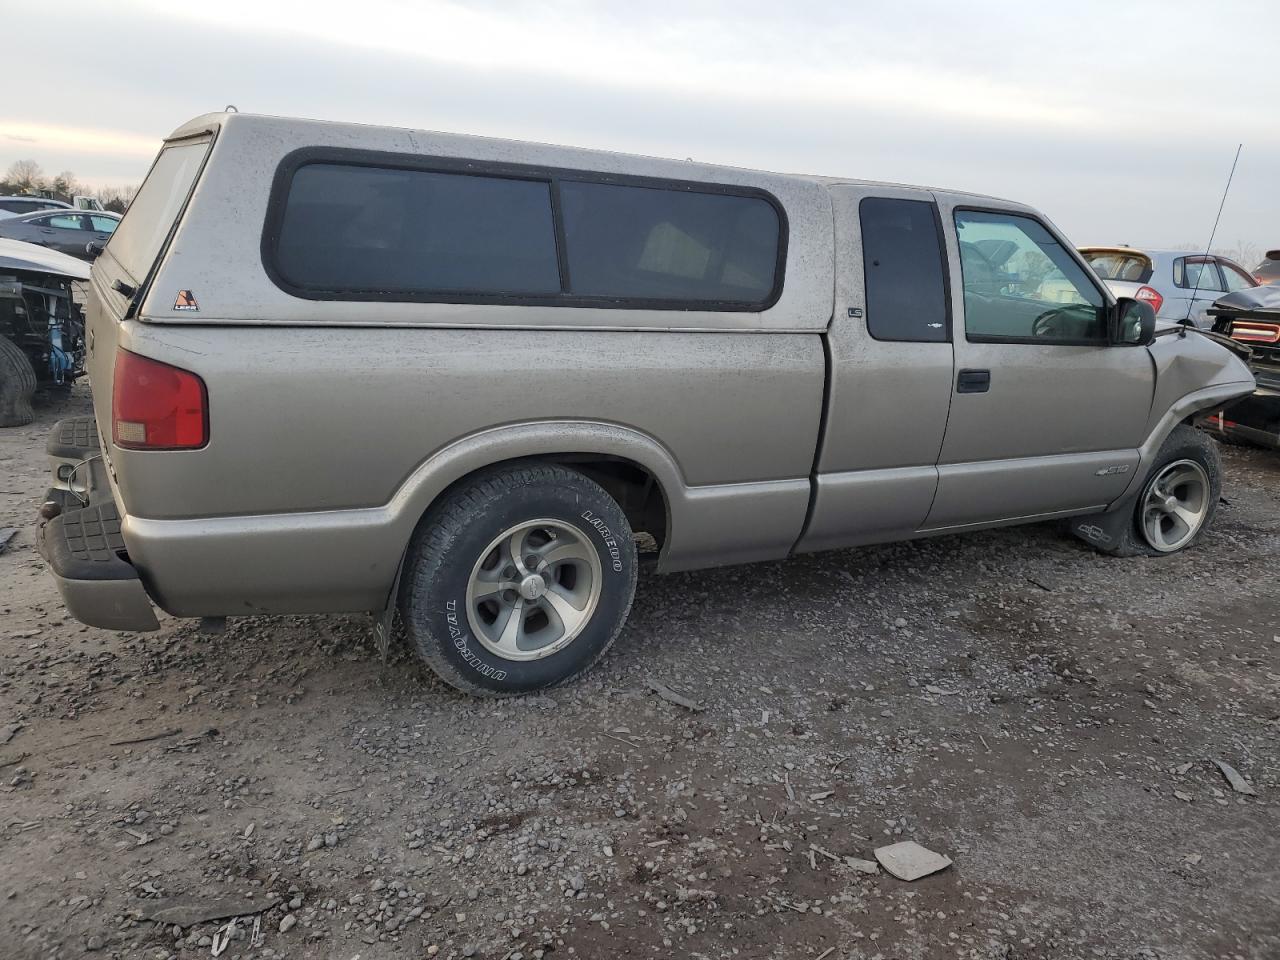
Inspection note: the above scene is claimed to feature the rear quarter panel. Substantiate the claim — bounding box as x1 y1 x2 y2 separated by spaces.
111 322 824 519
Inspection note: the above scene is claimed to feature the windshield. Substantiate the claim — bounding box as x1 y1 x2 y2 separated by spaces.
1081 250 1153 283
104 138 210 281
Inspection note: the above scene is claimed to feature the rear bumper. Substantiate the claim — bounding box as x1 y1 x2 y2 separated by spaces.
37 417 159 632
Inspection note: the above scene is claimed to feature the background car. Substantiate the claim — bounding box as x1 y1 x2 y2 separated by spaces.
1253 250 1280 285
1079 246 1258 329
0 209 120 260
1203 285 1280 449
0 195 72 220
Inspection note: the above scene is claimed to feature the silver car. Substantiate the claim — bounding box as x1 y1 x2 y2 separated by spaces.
32 112 1256 697
1080 246 1259 329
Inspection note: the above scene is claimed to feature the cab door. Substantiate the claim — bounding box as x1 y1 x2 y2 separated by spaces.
795 185 954 552
924 203 1155 531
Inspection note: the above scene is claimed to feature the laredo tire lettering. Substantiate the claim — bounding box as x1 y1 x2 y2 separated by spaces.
581 509 624 572
443 600 507 680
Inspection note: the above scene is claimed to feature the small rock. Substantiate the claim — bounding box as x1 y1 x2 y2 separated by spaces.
1214 760 1257 797
306 835 324 852
844 857 879 875
279 914 297 933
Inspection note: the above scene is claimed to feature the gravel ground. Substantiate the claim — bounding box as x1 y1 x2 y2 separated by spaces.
2 387 1278 960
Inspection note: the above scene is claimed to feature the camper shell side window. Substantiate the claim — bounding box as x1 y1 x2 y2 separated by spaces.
261 148 788 312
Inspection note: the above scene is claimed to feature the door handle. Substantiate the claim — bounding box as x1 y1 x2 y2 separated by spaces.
957 369 991 393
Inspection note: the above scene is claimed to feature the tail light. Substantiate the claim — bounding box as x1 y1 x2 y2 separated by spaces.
1134 285 1164 314
112 349 208 450
1230 321 1280 344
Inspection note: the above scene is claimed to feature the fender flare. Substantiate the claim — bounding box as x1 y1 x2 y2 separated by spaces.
387 418 685 550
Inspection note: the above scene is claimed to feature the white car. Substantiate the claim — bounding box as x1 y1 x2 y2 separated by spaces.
1079 246 1259 329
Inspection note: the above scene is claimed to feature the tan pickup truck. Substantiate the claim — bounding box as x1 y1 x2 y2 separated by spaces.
36 112 1255 695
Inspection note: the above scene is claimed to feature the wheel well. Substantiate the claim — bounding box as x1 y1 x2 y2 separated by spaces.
424 454 669 556
541 455 668 554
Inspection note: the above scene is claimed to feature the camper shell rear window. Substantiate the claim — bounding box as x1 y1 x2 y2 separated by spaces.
105 136 211 282
262 148 787 312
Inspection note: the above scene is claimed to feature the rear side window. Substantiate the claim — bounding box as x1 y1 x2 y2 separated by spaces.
858 197 948 342
275 164 560 296
107 139 210 281
1219 260 1256 293
48 214 89 230
559 181 779 305
266 152 785 310
1173 258 1224 292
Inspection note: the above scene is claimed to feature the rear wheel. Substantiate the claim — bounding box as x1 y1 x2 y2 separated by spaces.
399 463 638 696
0 337 37 428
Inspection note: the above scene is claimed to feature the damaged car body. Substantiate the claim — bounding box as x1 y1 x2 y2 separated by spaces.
0 238 87 427
35 113 1257 695
1204 285 1280 448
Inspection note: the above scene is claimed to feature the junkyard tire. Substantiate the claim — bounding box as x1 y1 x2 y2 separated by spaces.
399 463 638 696
0 336 37 428
1087 425 1222 558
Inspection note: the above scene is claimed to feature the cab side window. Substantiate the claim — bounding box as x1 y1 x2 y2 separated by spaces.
954 210 1106 343
859 197 948 342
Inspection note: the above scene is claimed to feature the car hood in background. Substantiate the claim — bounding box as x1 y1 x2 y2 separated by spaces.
1207 285 1280 320
0 238 91 280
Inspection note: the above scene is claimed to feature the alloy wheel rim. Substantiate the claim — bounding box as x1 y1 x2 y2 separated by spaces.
1139 459 1210 553
465 519 603 661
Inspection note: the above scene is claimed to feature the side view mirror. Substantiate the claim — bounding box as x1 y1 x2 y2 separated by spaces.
1111 297 1156 346
85 241 104 257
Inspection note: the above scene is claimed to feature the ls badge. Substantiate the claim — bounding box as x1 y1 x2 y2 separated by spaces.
1094 464 1132 477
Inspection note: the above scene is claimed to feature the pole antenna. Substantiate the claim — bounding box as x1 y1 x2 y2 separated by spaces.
1182 143 1242 331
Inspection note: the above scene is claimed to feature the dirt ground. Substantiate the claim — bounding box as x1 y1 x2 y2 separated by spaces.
2 387 1278 960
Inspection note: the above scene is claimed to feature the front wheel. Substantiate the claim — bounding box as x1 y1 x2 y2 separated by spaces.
399 463 638 696
1082 424 1221 557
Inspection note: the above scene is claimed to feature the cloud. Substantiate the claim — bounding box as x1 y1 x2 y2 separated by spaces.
0 121 158 159
1 0 1274 250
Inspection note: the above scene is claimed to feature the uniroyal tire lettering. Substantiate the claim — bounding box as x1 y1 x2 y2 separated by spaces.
444 599 507 680
580 510 624 572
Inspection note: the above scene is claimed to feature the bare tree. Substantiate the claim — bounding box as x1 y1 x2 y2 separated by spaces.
3 159 46 194
97 184 138 214
50 170 82 202
1212 241 1260 268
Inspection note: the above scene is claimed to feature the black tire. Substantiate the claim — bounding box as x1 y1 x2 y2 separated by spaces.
0 336 37 428
399 463 638 696
1090 424 1222 557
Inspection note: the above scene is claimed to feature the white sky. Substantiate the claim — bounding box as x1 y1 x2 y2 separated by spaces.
3 0 1275 254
